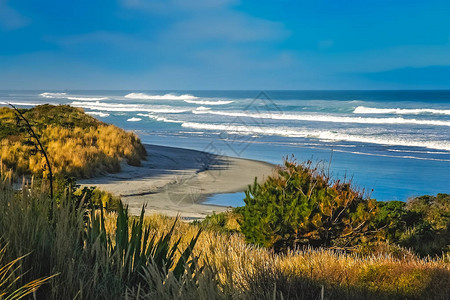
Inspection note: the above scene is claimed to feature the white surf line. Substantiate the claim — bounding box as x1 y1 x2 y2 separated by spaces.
193 109 450 126
354 106 450 115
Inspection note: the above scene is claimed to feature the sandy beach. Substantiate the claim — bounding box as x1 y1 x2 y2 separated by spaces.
79 144 275 220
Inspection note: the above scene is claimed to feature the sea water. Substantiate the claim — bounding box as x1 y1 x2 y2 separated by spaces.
1 90 449 204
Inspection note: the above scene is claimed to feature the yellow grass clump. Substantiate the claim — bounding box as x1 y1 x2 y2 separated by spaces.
102 213 450 299
0 105 146 178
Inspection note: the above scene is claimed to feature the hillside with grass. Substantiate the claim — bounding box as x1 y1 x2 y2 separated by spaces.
0 104 147 178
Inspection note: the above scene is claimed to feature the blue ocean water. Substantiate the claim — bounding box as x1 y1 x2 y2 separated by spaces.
1 90 449 203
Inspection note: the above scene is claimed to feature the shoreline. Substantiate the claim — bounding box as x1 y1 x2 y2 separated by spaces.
79 144 275 220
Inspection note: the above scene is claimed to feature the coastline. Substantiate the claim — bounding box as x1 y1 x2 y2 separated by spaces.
79 144 275 220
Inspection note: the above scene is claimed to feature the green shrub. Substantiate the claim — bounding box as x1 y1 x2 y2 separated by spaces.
373 195 449 256
240 158 377 251
199 209 242 234
72 186 121 211
407 193 450 230
373 201 421 242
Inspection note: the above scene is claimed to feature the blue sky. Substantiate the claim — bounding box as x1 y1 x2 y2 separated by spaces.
1 0 450 89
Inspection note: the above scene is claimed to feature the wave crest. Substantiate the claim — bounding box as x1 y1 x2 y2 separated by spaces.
86 111 110 117
354 106 450 115
127 117 142 122
40 92 67 98
184 99 233 105
192 109 450 126
180 122 450 151
124 93 198 100
71 101 189 113
139 114 183 123
0 101 43 106
40 92 107 101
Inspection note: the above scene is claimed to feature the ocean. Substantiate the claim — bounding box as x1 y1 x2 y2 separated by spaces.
1 90 449 204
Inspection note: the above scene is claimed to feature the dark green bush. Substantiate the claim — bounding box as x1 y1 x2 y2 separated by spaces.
371 195 449 256
239 158 377 251
407 193 449 231
373 201 422 242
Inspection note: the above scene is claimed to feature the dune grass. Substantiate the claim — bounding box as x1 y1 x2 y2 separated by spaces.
0 246 56 300
133 214 450 300
0 167 203 299
0 105 147 178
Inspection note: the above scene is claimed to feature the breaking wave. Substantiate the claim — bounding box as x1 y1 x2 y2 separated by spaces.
354 106 450 115
86 111 110 117
71 101 189 113
0 101 43 106
66 96 108 101
192 109 450 126
127 117 142 122
138 113 183 123
40 92 107 101
184 99 233 105
180 121 450 151
40 92 67 98
124 93 198 100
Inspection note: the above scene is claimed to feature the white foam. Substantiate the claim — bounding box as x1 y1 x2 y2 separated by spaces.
184 99 233 105
40 92 107 101
66 96 108 101
40 92 67 98
127 117 142 122
180 122 450 151
386 149 449 155
124 93 198 100
0 101 42 106
192 109 450 127
71 101 189 113
333 149 450 162
146 115 183 123
354 106 450 115
86 111 110 117
195 106 211 111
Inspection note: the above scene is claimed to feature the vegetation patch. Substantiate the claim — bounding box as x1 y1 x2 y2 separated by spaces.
0 168 449 299
0 104 147 178
239 159 378 251
202 158 449 257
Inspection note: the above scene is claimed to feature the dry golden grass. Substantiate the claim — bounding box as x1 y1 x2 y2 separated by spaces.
0 105 146 178
103 213 450 299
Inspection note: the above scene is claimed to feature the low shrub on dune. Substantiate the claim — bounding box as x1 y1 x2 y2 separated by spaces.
240 158 378 251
